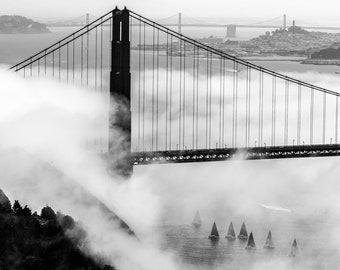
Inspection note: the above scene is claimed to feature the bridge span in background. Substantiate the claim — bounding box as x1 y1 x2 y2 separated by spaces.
44 13 340 38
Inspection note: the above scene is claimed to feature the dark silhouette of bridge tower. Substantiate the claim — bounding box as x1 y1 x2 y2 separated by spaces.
10 7 340 177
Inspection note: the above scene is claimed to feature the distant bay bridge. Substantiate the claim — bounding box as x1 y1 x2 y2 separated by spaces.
43 13 340 38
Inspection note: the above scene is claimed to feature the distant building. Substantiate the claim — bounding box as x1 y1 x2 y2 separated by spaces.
226 24 236 38
196 36 223 45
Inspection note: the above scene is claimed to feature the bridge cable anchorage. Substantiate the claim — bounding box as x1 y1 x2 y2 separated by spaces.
11 7 340 166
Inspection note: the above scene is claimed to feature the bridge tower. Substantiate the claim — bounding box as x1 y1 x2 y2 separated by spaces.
178 12 182 34
109 7 132 178
226 24 236 38
283 14 287 30
86 13 90 25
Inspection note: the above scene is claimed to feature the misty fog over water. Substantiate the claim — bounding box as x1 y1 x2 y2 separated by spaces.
2 25 340 270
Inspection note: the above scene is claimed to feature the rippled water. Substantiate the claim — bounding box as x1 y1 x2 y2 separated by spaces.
157 214 340 269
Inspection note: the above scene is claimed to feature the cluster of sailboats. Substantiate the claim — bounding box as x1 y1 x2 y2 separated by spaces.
192 211 298 257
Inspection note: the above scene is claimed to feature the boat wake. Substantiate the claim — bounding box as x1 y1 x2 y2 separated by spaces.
258 203 293 213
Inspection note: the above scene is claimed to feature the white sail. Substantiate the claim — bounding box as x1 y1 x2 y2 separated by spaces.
192 211 202 227
264 231 274 249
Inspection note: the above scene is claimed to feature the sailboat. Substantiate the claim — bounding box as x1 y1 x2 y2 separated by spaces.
238 222 248 240
245 232 256 249
264 231 275 249
208 222 220 240
225 222 236 240
288 239 298 257
192 211 202 228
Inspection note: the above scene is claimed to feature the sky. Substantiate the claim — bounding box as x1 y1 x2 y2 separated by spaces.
2 0 340 25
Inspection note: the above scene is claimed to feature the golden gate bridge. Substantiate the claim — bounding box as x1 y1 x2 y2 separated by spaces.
11 7 340 177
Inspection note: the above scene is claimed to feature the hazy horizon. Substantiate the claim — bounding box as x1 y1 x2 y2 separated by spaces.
2 0 340 26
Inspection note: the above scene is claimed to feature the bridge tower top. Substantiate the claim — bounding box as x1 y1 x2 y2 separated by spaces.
178 12 182 34
283 14 287 30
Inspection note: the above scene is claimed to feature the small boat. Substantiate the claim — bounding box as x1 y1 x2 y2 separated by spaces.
245 232 256 249
264 231 274 249
225 222 236 240
288 238 298 257
208 222 220 240
238 222 248 240
192 211 202 228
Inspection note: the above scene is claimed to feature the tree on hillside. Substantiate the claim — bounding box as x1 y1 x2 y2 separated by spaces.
21 205 32 216
13 200 23 215
41 205 57 220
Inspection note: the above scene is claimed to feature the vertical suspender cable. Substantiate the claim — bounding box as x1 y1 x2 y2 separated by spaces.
322 92 326 144
297 84 302 145
219 56 223 148
170 35 173 150
336 96 339 144
138 19 141 151
209 51 213 149
183 42 186 149
179 38 183 150
192 46 196 149
206 53 209 148
284 80 289 146
165 33 169 150
271 76 276 146
196 48 199 149
222 58 226 147
156 29 160 151
310 88 314 144
143 23 146 150
152 26 155 150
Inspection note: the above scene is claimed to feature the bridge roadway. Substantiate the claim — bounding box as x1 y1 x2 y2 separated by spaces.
46 23 340 31
132 144 340 165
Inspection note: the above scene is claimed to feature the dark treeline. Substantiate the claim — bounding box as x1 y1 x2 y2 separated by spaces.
0 189 116 270
311 46 340 59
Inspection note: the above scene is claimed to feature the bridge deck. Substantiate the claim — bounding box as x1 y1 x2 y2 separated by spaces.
132 144 340 165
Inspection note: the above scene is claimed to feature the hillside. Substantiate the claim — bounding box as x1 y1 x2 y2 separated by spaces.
240 25 340 56
0 189 116 270
0 15 49 34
